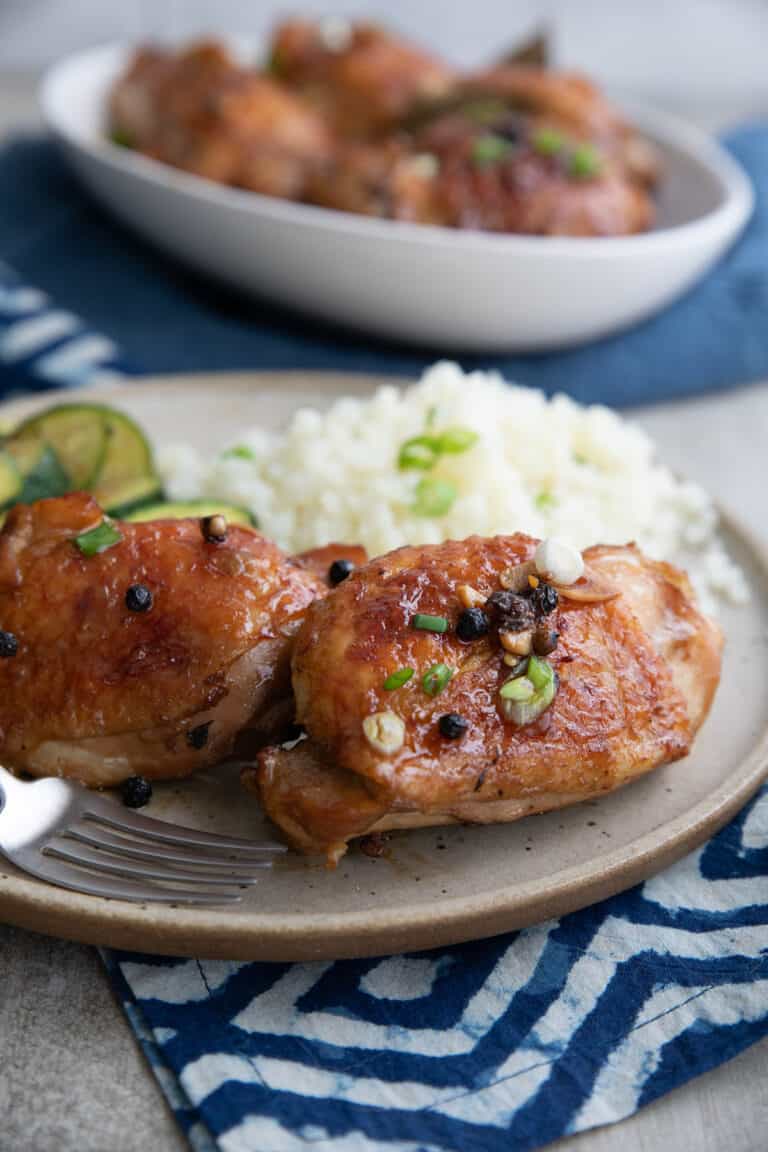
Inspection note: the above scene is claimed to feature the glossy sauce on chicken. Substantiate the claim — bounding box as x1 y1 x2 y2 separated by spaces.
253 534 722 862
110 21 659 237
0 494 323 784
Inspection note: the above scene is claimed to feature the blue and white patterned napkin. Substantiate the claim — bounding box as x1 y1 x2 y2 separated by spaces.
104 789 768 1152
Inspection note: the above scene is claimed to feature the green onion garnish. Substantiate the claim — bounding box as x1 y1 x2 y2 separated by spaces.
569 144 602 179
472 134 511 166
74 520 123 556
500 676 535 702
109 129 133 149
527 654 552 692
422 663 453 696
383 667 414 691
222 444 255 460
500 657 557 725
398 435 440 471
535 490 556 511
532 128 564 156
412 613 448 633
412 476 457 517
436 426 479 454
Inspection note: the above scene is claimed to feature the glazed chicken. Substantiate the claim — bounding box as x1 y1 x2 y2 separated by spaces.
308 65 656 234
110 40 332 198
269 19 455 138
110 22 659 236
250 534 722 864
0 494 325 785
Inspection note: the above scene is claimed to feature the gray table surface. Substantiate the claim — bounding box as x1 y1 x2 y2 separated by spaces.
1 75 768 1152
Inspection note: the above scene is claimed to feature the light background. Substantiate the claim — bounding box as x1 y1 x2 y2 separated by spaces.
2 0 768 120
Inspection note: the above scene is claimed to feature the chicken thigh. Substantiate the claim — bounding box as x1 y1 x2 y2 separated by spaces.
251 534 722 863
0 494 323 785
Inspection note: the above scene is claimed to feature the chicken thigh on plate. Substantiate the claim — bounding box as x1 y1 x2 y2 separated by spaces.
250 534 723 864
0 493 325 785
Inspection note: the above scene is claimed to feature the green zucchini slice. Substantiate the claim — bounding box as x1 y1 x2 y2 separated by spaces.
124 500 255 527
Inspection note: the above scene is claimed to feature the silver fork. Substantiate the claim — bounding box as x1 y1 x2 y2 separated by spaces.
0 765 285 905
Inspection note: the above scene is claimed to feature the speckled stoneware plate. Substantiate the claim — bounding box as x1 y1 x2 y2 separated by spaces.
1 374 766 961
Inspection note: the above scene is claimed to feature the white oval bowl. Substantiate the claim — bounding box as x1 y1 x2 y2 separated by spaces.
40 43 754 352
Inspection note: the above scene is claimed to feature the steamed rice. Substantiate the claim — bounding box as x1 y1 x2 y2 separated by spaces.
158 362 747 613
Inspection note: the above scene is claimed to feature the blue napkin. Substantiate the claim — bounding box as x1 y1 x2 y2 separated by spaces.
104 789 768 1152
0 124 767 406
2 125 768 1151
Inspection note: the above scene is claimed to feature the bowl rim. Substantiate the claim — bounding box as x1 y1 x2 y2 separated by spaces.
39 40 755 259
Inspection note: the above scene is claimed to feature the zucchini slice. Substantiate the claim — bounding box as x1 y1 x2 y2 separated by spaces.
124 500 256 527
0 450 21 506
9 404 109 489
91 407 161 513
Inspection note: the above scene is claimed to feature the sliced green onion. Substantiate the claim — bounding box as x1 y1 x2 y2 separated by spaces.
472 134 511 166
398 435 440 471
383 667 414 691
74 519 123 556
500 657 557 725
500 676 535 702
412 476 457 517
535 490 557 511
436 426 479 455
532 128 564 156
569 144 602 179
412 613 448 634
109 129 133 148
422 663 453 697
527 654 553 691
222 444 256 461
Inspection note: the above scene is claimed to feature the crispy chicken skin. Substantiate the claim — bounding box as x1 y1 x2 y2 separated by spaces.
250 535 722 863
110 41 332 198
269 20 455 138
0 494 323 785
111 25 657 237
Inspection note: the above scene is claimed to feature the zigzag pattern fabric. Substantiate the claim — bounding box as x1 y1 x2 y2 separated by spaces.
106 783 768 1152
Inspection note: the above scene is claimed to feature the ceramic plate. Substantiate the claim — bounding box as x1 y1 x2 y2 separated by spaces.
40 44 753 351
1 374 766 961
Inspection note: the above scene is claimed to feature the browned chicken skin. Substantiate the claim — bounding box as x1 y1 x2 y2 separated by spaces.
0 494 323 785
110 40 332 198
110 23 658 236
251 535 722 863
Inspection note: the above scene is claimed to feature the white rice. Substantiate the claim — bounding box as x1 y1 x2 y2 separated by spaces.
158 362 747 614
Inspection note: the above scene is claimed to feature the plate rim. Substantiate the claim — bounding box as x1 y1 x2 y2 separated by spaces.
0 372 766 962
39 41 754 258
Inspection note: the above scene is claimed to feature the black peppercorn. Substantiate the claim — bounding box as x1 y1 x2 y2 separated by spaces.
486 590 535 633
531 582 559 616
125 584 153 613
329 559 355 586
438 712 469 740
186 722 211 750
120 775 153 809
456 607 489 643
0 630 18 658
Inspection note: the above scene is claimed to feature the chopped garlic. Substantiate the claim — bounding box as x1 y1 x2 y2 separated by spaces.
534 537 584 586
363 711 405 755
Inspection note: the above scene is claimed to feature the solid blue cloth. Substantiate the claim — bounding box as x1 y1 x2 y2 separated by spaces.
0 124 767 405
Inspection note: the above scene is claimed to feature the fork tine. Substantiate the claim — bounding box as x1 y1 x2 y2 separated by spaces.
16 852 245 905
83 799 287 856
61 823 274 872
44 840 262 886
